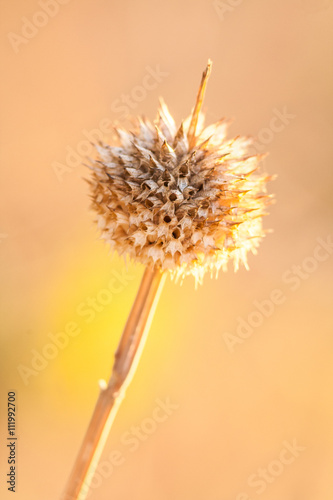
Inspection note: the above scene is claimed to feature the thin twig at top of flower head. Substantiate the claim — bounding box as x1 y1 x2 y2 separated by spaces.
187 59 212 149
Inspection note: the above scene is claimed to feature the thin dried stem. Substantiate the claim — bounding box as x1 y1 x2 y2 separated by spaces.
61 266 166 500
187 59 212 149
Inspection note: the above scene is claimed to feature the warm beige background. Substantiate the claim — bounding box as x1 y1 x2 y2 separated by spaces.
1 1 333 499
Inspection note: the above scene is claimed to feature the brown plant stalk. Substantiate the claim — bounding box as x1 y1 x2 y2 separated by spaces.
62 267 165 499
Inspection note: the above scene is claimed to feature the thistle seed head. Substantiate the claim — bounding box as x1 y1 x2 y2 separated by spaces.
89 61 273 284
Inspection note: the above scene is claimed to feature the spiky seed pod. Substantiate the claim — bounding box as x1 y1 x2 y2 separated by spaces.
88 61 272 284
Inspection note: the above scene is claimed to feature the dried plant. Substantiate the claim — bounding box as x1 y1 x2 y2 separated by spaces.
62 60 272 500
89 62 271 285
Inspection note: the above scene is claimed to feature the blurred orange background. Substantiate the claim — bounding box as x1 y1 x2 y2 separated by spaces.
1 1 333 499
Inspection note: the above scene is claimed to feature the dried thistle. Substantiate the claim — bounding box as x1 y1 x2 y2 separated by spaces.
62 61 273 500
89 60 271 285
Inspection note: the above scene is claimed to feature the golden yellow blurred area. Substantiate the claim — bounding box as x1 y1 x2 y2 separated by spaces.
1 0 333 499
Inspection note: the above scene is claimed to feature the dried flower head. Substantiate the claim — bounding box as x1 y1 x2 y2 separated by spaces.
88 61 272 284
